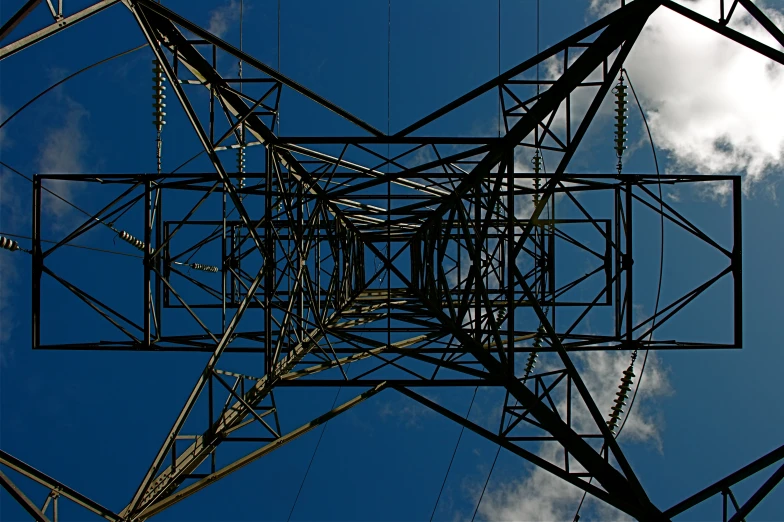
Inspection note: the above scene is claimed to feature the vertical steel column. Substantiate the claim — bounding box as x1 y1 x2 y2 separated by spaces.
549 185 556 327
316 204 321 325
163 222 170 308
222 181 227 331
474 179 481 345
32 175 42 348
144 179 152 347
155 184 163 339
208 373 215 473
625 181 633 347
506 151 514 371
732 176 742 348
265 148 273 375
297 162 303 343
614 186 621 337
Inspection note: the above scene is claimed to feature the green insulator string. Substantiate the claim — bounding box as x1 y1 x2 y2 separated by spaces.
524 148 547 381
523 324 545 380
607 351 637 434
605 70 638 434
613 72 628 175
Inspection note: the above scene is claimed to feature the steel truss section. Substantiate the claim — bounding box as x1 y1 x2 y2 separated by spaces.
7 0 784 519
664 444 784 522
32 172 741 355
0 450 121 521
0 0 121 60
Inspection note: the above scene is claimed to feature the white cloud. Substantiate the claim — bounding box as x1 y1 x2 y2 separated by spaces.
36 94 89 226
575 351 671 445
479 350 671 521
479 443 588 521
0 170 25 364
589 0 620 18
590 1 784 190
378 395 436 429
208 0 241 39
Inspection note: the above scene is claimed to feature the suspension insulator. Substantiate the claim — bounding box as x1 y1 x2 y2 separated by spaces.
613 74 628 174
190 263 219 273
524 325 545 379
523 351 538 379
0 236 20 252
236 145 246 190
531 150 542 205
152 60 167 132
607 362 636 434
118 230 147 252
532 324 545 349
236 146 246 173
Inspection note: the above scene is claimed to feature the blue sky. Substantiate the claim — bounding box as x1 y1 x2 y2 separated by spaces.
1 0 784 520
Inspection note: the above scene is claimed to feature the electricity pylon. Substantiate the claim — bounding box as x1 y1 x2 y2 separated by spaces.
1 1 782 521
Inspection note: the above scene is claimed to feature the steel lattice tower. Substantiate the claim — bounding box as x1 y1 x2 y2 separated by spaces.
1 1 783 521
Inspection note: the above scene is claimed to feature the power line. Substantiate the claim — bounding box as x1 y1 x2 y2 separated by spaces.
388 0 391 138
471 441 501 522
277 0 281 133
0 44 147 134
614 67 663 437
430 386 479 521
286 372 348 522
0 160 97 222
470 1 542 517
570 67 665 522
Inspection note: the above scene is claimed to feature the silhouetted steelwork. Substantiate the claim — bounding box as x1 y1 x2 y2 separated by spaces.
2 0 783 520
0 450 121 521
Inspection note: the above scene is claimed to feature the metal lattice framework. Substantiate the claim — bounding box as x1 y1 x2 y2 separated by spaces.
2 0 784 521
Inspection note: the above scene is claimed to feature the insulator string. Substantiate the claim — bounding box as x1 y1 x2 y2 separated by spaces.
152 59 167 175
571 67 665 522
0 232 142 258
0 236 28 254
237 0 246 193
613 73 628 175
173 261 219 273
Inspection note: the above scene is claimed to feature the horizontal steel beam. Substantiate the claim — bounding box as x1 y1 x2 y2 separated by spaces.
0 0 43 42
665 444 784 518
728 462 784 522
663 0 784 65
134 0 384 137
0 0 120 60
394 385 641 518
